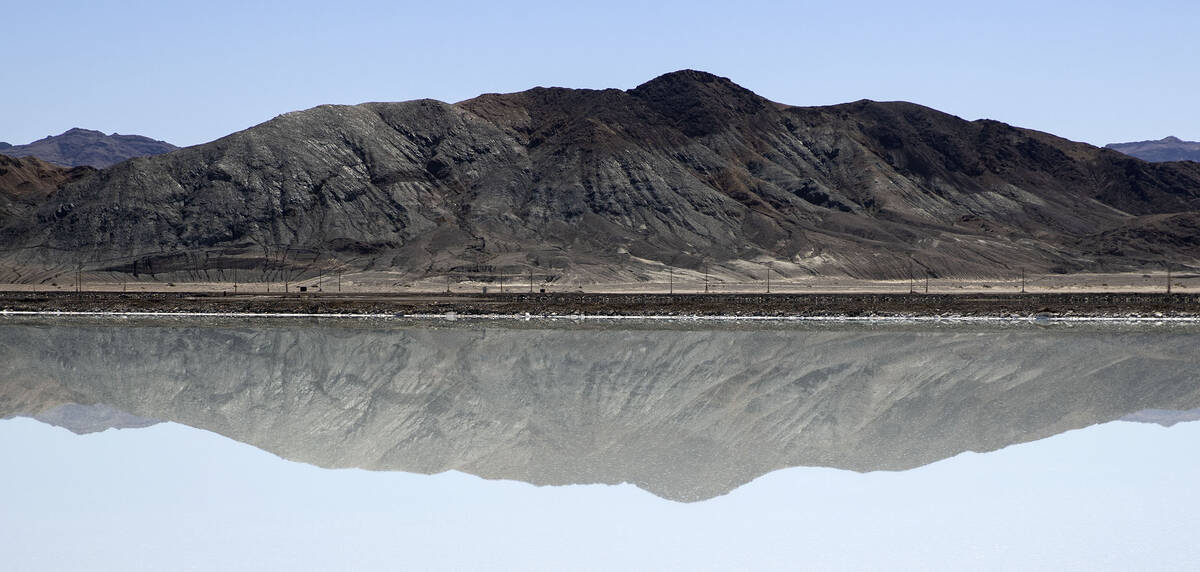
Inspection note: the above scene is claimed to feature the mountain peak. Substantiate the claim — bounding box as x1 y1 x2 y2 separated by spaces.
60 127 106 137
634 69 735 89
629 70 770 136
1162 135 1183 143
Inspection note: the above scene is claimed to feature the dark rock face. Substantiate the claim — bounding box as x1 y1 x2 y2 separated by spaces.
0 128 177 168
1107 136 1200 163
3 320 1199 502
3 70 1200 282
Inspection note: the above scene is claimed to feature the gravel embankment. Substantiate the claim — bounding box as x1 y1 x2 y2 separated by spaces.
2 291 1199 317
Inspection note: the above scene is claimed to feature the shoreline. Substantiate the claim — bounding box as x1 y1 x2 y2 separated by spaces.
2 291 1199 319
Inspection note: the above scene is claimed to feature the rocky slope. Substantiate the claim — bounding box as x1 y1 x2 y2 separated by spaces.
3 71 1200 283
0 128 177 168
3 319 1199 501
1107 136 1200 163
0 155 95 238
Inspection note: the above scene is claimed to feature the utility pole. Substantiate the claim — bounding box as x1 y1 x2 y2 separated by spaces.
925 272 929 294
766 264 771 294
1021 268 1026 293
313 253 321 292
704 264 709 293
909 259 915 294
669 268 673 294
529 269 534 293
445 274 450 294
1167 264 1172 294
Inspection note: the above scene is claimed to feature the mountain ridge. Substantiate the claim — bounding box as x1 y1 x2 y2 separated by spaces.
2 70 1199 284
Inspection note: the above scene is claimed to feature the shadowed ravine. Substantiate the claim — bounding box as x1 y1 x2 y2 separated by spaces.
2 318 1199 502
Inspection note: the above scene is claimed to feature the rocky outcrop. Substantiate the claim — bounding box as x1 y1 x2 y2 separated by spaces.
3 318 1199 501
0 128 177 168
3 71 1200 283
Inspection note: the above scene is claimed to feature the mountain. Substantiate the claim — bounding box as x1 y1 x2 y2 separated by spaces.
3 320 1199 502
0 127 177 168
2 70 1200 284
1106 136 1200 163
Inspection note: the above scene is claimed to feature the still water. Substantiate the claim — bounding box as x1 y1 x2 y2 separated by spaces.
2 317 1199 570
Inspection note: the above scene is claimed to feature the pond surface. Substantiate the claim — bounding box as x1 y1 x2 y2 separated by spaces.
2 318 1199 570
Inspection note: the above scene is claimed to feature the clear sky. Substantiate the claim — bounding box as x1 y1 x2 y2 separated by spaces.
2 0 1197 148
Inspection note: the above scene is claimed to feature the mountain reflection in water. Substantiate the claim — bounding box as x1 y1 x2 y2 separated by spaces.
2 318 1199 502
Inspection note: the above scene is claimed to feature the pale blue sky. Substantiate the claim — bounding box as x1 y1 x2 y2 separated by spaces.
2 0 1197 148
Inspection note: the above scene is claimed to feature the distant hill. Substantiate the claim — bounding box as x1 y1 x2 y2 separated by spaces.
1106 136 1200 162
1121 407 1200 427
28 403 159 434
0 128 176 168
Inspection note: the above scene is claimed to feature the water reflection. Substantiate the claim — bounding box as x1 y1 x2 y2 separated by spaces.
3 318 1199 502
